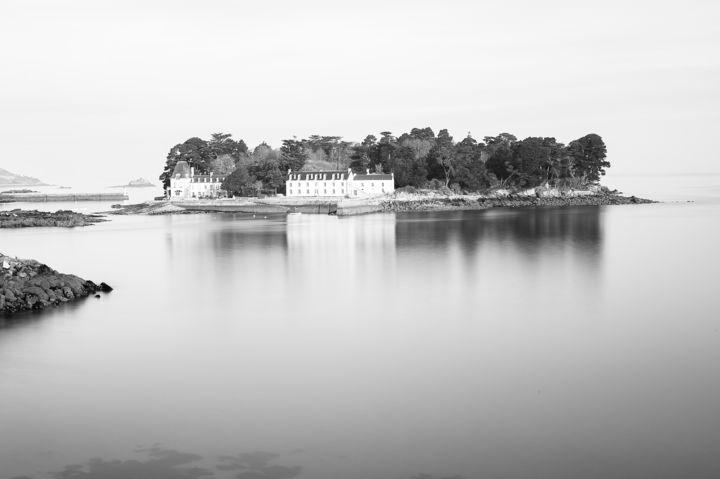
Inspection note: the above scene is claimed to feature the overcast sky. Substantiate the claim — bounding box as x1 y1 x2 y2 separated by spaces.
1 0 718 186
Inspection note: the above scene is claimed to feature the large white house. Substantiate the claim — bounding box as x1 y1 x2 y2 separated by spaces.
168 160 227 200
285 168 394 198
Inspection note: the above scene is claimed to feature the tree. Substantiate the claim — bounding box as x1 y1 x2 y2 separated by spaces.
349 135 379 172
221 165 254 196
207 132 248 164
427 129 456 187
250 155 285 193
398 127 436 163
279 139 308 172
565 134 609 182
392 145 428 187
453 134 488 191
159 137 210 189
377 131 397 173
210 154 236 175
482 133 519 186
511 137 552 188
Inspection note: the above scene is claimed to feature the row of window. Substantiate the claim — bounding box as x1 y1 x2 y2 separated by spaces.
289 189 344 195
287 181 389 188
191 177 223 183
290 173 345 181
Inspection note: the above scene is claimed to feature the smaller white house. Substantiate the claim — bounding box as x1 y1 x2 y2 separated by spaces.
168 160 227 200
285 168 394 198
350 171 394 197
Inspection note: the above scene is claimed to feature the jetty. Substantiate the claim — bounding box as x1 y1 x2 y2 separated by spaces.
0 192 129 203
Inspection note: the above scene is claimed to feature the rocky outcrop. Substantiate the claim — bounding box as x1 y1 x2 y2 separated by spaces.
0 253 111 314
381 190 655 212
0 209 106 228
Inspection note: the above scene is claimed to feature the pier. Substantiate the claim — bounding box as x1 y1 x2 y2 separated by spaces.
0 193 129 202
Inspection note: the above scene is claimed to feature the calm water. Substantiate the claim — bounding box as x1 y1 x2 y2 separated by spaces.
1 176 719 479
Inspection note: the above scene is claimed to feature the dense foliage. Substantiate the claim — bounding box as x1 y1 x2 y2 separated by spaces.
161 129 610 195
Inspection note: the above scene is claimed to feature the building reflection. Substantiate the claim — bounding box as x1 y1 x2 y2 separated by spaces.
284 214 397 306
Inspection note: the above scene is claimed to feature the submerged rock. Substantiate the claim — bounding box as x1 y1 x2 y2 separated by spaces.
0 252 110 315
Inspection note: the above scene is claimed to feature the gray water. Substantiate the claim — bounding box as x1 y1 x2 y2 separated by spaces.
1 176 719 479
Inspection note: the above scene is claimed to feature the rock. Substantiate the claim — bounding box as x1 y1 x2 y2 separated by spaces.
22 285 49 302
0 209 106 229
1 252 110 315
99 282 113 292
94 294 101 298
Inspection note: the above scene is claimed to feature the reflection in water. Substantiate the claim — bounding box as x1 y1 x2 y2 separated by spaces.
50 447 210 479
12 447 458 479
3 196 720 479
396 207 602 259
11 447 305 479
216 451 302 479
284 214 397 306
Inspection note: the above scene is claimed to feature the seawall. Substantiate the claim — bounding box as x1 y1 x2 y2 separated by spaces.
0 193 129 202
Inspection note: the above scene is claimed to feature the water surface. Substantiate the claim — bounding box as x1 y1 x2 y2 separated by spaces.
1 176 719 479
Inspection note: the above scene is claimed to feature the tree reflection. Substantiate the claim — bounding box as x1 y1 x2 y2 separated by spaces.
395 207 602 258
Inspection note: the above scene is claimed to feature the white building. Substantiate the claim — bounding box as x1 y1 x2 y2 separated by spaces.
168 160 227 200
285 168 394 198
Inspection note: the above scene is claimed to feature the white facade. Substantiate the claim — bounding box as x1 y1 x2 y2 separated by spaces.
285 168 394 198
168 161 227 200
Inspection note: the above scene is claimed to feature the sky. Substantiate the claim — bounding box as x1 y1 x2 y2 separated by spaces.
1 0 718 186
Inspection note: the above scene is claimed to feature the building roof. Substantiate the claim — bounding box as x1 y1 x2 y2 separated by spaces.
172 160 191 178
288 170 350 181
354 174 393 181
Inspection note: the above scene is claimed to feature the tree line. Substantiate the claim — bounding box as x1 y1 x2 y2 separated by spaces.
160 129 610 196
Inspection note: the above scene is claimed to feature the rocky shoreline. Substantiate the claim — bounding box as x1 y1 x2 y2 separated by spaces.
0 209 107 228
380 191 654 212
104 186 656 217
1 253 112 315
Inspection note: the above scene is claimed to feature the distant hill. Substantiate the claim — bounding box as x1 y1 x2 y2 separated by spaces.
0 168 45 186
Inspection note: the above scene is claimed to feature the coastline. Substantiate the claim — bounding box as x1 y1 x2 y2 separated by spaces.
379 191 654 213
107 186 654 217
0 253 111 315
0 209 107 228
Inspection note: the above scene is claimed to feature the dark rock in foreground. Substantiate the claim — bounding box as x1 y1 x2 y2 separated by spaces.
0 209 106 228
1 253 110 314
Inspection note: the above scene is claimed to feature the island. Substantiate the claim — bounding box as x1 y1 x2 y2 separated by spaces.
0 209 107 228
152 130 652 214
1 252 112 315
110 178 155 188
